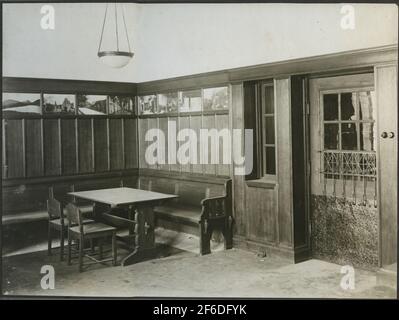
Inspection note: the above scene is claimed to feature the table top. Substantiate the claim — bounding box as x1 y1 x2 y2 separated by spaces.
68 187 177 207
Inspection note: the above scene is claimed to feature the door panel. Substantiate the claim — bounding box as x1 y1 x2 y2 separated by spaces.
375 65 397 268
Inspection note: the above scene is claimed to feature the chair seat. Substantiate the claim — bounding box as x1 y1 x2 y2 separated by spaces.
49 218 94 227
69 222 116 235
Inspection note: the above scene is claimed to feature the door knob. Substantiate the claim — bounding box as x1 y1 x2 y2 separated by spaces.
388 132 395 138
381 132 388 138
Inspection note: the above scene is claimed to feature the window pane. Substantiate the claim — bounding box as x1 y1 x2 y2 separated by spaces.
138 95 157 114
265 146 276 175
341 122 358 150
77 95 107 115
359 122 375 151
340 92 357 121
203 87 228 110
323 94 339 121
178 90 202 112
263 85 274 114
358 91 375 121
158 92 178 113
324 123 339 150
109 96 134 115
265 116 275 144
2 93 41 116
44 94 76 114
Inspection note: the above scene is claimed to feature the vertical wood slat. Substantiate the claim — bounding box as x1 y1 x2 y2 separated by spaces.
61 119 77 175
91 118 95 172
40 119 44 175
107 118 111 171
58 118 62 175
75 118 79 173
43 119 61 176
121 118 125 169
93 118 109 172
25 119 44 177
2 119 7 178
22 119 26 177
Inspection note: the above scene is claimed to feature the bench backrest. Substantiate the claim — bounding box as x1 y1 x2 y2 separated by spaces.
137 174 229 208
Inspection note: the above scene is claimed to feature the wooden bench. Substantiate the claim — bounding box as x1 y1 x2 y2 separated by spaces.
137 172 233 255
2 173 137 226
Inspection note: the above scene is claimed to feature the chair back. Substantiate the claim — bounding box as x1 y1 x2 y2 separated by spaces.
65 202 82 229
47 198 62 220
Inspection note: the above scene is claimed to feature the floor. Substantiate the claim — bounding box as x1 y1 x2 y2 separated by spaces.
2 228 397 298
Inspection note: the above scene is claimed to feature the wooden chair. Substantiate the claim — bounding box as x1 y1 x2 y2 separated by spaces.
66 203 117 272
47 187 94 261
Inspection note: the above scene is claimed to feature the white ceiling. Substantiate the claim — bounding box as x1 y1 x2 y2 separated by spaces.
3 3 398 83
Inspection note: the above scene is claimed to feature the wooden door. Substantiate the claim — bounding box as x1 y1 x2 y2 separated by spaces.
309 73 380 268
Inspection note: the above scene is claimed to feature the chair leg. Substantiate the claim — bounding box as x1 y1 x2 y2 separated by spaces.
60 228 65 261
67 232 72 266
47 224 52 256
112 233 117 266
78 237 84 272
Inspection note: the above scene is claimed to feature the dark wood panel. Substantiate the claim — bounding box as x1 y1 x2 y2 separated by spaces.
5 120 24 178
124 119 138 169
276 78 293 246
109 119 124 170
147 118 158 170
202 115 216 175
190 116 202 174
78 119 93 173
179 116 190 173
25 119 43 177
246 185 276 243
3 77 137 95
216 114 230 176
231 84 246 237
139 118 148 169
61 119 77 175
168 116 179 172
158 117 169 171
291 75 309 249
93 119 108 172
43 119 61 176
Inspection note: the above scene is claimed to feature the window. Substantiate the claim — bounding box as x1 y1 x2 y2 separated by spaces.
43 94 76 114
178 89 201 112
138 95 157 114
157 92 178 113
108 95 135 115
321 90 377 202
261 84 276 176
203 86 229 110
243 80 276 180
77 95 107 115
2 93 41 116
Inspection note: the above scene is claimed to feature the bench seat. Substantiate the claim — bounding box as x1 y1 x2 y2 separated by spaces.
154 205 202 225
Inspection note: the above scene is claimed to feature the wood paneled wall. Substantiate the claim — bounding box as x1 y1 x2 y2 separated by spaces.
3 117 138 179
138 112 230 177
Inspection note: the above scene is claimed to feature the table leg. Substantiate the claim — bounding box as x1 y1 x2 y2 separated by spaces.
121 205 156 266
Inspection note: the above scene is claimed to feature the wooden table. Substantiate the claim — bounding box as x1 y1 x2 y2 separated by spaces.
68 187 177 266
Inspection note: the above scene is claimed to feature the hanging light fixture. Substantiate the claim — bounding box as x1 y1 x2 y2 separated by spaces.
97 3 134 68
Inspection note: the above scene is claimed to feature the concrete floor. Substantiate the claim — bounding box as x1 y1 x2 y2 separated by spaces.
2 228 397 298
